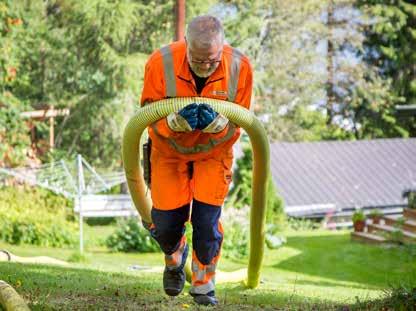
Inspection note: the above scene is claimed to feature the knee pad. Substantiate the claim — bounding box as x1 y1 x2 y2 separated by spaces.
151 204 190 254
191 199 223 265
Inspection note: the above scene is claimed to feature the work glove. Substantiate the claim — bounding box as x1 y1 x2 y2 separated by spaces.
167 103 199 132
197 103 229 133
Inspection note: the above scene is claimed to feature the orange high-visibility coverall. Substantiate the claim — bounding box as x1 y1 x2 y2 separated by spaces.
140 40 253 210
140 40 253 296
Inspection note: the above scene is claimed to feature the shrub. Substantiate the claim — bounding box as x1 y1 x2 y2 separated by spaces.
222 221 286 260
228 146 286 226
105 213 283 259
287 217 322 231
0 93 31 167
86 217 116 226
394 217 406 229
229 146 252 208
381 284 416 310
105 217 160 252
352 210 365 222
390 230 404 244
369 208 382 217
67 251 91 263
222 221 249 260
0 186 77 247
403 189 416 209
265 175 286 225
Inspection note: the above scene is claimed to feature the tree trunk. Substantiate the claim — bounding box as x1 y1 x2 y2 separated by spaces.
326 0 335 125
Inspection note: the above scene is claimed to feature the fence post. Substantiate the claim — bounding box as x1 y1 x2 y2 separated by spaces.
77 154 85 253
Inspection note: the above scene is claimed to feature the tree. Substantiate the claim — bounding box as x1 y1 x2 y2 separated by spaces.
320 0 404 139
0 0 31 167
220 0 410 141
219 0 348 142
356 0 416 137
0 0 216 168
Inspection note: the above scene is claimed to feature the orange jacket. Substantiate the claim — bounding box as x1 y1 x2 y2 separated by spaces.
140 40 253 160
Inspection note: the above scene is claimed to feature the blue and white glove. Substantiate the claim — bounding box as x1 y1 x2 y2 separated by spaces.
197 103 229 133
167 103 199 132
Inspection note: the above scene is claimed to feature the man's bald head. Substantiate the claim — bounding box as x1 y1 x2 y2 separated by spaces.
186 15 224 49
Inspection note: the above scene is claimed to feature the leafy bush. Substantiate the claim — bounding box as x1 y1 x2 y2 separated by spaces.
265 175 286 225
381 285 416 311
352 209 365 222
229 146 253 208
389 230 404 245
222 221 286 260
222 221 250 260
369 208 382 217
0 94 31 167
106 217 160 253
105 216 285 260
0 186 77 247
286 217 322 231
86 217 116 226
67 251 91 263
228 145 286 225
403 189 416 209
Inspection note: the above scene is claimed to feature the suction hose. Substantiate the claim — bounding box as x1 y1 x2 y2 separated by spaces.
122 97 269 288
0 281 30 311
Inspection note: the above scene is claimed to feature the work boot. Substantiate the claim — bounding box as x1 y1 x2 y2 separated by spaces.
163 243 188 296
191 291 218 306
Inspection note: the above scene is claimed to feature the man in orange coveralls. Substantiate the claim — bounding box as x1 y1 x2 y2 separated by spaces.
140 15 253 306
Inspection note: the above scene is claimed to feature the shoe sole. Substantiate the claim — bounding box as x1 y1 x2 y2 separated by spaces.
164 287 182 296
193 296 218 306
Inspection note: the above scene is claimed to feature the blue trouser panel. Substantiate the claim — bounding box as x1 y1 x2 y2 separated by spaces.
150 199 223 265
191 199 223 265
151 204 190 255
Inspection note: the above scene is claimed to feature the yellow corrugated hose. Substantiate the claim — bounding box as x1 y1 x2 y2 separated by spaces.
122 97 270 288
0 281 30 311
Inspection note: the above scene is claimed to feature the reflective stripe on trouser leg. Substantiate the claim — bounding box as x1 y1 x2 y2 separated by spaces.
150 204 190 255
165 235 187 269
190 251 220 295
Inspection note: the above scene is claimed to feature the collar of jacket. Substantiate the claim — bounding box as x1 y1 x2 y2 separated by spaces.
177 44 226 85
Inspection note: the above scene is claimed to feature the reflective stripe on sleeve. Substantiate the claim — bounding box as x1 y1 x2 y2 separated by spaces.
227 48 243 102
160 45 177 97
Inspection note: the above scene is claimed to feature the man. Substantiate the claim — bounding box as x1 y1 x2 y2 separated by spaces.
140 15 253 306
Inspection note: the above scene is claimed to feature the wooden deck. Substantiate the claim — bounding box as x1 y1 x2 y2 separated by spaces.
351 208 416 244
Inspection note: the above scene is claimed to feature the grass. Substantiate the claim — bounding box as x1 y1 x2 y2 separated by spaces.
1 229 415 310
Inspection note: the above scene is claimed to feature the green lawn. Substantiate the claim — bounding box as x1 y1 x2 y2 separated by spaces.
1 229 415 310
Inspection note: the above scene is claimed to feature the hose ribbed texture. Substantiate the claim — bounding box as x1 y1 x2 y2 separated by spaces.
0 281 30 311
122 97 269 288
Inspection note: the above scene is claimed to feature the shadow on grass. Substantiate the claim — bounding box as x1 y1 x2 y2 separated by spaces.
218 283 353 311
270 232 416 289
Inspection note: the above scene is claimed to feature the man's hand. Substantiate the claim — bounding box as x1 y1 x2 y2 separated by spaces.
197 104 229 133
167 103 199 132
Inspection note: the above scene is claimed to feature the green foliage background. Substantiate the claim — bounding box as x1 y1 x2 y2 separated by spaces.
1 1 415 255
0 186 77 247
1 0 415 169
0 0 214 168
106 217 160 253
229 145 286 226
357 0 416 137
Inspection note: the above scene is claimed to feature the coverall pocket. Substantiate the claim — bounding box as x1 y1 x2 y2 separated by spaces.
215 158 233 200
